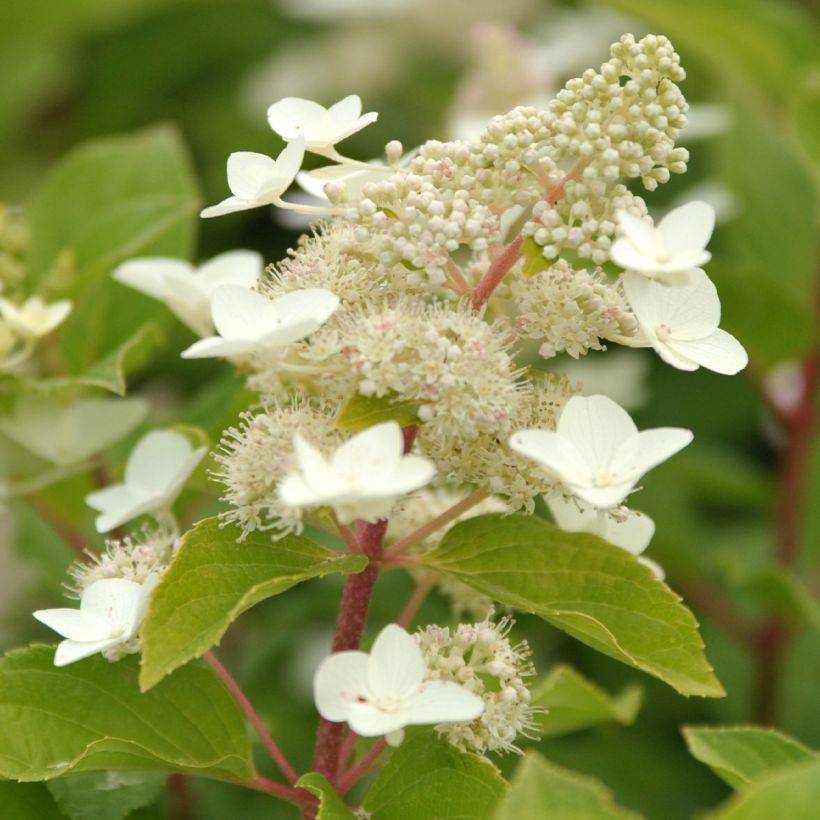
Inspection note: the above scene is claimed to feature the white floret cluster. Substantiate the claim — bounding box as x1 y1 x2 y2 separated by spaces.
415 616 539 756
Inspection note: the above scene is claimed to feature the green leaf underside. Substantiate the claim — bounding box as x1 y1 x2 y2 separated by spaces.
532 664 643 737
46 771 166 820
707 760 820 820
140 518 367 690
0 782 64 819
683 725 818 788
335 391 420 431
495 752 642 820
363 736 508 819
0 646 252 781
296 773 355 819
424 514 724 697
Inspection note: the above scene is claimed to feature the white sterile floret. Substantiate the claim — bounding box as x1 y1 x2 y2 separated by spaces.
201 136 306 218
313 623 484 747
279 421 436 524
0 295 72 338
113 250 263 336
622 268 748 375
33 575 158 666
180 285 339 359
85 430 206 533
546 495 664 579
267 95 378 156
509 394 692 510
611 201 715 278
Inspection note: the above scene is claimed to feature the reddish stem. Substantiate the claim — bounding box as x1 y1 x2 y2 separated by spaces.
336 739 388 796
470 234 523 310
205 651 299 785
397 576 435 629
242 776 314 806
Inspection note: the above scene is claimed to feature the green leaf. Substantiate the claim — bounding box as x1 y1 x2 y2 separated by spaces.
0 782 65 819
791 69 820 180
27 126 199 371
423 514 724 697
739 570 820 632
362 735 508 819
707 760 820 819
296 773 354 819
683 725 818 788
27 125 198 288
140 518 368 690
43 323 164 396
0 646 252 781
335 391 420 431
521 237 550 278
0 394 147 466
532 664 643 738
495 752 642 820
46 772 166 820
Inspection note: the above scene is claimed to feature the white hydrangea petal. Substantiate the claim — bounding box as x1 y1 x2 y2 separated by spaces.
157 269 211 332
385 728 405 747
557 395 638 474
196 250 263 292
226 152 282 200
81 578 145 636
610 238 662 274
271 288 340 327
112 258 192 302
33 608 114 642
666 329 748 375
651 339 700 371
624 428 693 479
547 494 600 533
268 97 328 142
376 454 436 496
85 484 152 532
180 336 256 359
601 509 656 555
346 701 410 737
54 637 124 667
313 650 371 722
282 435 353 503
332 422 403 482
658 200 715 260
124 430 197 495
509 430 590 487
401 680 485 725
572 481 638 509
210 286 281 341
327 94 362 130
615 212 662 259
639 556 666 580
366 624 425 700
201 196 260 219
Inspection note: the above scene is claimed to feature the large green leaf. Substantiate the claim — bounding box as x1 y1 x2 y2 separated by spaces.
0 646 252 781
707 760 820 819
532 664 643 738
362 736 508 819
26 125 198 371
46 771 166 820
140 518 367 690
423 514 724 697
296 773 354 819
495 752 641 820
335 391 420 431
683 725 818 788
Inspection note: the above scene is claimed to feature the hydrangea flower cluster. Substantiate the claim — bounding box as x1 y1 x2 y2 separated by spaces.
32 33 749 773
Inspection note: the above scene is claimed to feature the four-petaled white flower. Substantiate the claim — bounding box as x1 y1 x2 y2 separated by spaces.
267 95 378 157
33 576 159 666
510 394 693 510
0 296 72 339
180 285 339 360
279 421 436 524
546 495 664 579
113 250 263 336
201 136 306 218
622 268 748 375
314 623 484 746
611 201 715 278
85 430 206 532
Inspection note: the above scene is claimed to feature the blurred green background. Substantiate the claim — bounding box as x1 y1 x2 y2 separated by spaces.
1 1 818 818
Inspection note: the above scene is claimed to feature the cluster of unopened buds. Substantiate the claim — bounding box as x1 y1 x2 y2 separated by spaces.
33 33 748 757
